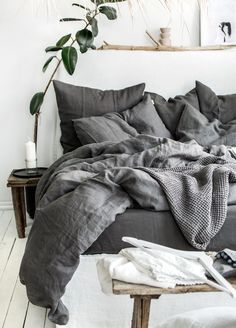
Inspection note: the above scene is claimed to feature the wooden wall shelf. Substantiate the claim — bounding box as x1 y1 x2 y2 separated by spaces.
98 41 236 52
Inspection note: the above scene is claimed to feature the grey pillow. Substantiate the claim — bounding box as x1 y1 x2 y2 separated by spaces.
176 103 236 146
147 87 200 137
73 113 138 144
196 81 236 124
195 81 219 121
121 94 172 138
53 80 145 153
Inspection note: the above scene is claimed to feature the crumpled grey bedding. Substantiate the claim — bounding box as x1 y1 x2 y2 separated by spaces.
19 135 236 325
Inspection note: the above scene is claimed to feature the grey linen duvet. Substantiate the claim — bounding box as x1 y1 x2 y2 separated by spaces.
19 135 236 324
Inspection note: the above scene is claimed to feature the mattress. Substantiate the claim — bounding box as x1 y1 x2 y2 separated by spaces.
85 205 236 254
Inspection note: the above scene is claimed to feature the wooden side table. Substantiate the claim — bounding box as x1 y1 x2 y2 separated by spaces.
7 171 42 238
112 278 236 328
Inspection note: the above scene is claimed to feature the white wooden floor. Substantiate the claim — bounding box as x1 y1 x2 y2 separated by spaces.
0 210 55 328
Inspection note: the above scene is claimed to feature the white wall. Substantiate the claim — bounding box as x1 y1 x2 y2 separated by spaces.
0 0 236 205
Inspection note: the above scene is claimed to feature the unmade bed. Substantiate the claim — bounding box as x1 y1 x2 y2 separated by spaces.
20 80 236 325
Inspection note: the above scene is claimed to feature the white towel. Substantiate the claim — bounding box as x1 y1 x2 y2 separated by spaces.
97 248 212 294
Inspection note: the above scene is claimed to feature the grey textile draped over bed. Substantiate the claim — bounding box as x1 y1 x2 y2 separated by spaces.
19 135 236 325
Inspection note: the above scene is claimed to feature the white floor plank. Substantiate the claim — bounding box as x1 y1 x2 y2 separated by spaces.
0 210 54 328
0 211 13 241
3 277 28 328
24 303 46 328
0 216 17 281
0 237 26 327
44 310 56 328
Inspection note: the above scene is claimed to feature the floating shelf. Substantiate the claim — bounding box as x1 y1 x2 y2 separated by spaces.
98 42 236 52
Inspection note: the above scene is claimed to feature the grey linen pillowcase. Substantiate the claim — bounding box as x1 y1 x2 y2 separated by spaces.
53 80 145 153
196 81 236 124
73 113 138 144
176 103 236 146
73 94 173 146
147 87 200 137
121 94 172 139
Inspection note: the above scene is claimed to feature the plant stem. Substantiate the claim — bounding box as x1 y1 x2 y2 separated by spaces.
33 11 96 147
34 112 40 145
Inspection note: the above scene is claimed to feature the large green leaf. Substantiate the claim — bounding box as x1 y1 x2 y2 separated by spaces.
91 0 125 6
56 34 71 47
87 16 98 37
42 56 56 72
61 46 78 75
72 3 90 11
99 6 117 20
60 18 85 22
76 28 94 53
45 46 62 52
79 45 88 53
30 92 44 115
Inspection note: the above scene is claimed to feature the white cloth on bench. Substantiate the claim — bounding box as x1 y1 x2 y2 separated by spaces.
97 247 209 293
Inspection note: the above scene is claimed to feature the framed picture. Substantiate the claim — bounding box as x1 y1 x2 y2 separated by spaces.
200 0 236 46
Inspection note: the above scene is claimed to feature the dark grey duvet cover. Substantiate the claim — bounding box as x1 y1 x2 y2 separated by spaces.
19 135 236 325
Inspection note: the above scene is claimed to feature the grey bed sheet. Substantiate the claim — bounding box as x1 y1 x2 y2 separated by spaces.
86 205 236 254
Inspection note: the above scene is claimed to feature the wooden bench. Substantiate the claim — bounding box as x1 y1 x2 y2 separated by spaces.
112 278 236 328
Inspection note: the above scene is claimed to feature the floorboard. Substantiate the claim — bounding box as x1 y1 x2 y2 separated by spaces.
0 210 56 328
24 303 46 328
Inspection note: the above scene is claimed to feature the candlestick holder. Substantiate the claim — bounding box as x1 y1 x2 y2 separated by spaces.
13 167 47 178
25 158 37 175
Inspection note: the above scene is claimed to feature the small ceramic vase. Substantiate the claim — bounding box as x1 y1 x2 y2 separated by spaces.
159 27 171 46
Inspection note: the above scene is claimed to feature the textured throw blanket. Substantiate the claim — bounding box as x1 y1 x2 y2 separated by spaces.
19 135 236 324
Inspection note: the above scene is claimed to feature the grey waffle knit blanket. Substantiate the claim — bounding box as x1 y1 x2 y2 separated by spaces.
19 135 236 325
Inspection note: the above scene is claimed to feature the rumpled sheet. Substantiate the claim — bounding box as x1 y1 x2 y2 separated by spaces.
97 247 210 293
19 135 236 324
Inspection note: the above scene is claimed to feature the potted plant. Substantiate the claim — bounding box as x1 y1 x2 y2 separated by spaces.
30 0 125 145
27 0 124 218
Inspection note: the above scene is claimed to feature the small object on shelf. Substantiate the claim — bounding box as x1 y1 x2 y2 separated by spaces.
159 27 171 46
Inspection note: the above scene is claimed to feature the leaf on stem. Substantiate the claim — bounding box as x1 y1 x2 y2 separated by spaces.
99 6 117 20
72 3 91 11
60 18 85 22
42 56 56 72
87 16 98 37
91 0 125 6
61 46 78 75
45 46 63 52
56 34 72 47
76 28 94 53
30 92 44 115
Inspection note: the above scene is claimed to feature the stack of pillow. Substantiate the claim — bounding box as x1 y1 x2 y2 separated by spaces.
53 80 236 154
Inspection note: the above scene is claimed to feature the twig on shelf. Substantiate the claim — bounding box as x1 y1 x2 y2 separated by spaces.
146 30 160 46
98 42 236 52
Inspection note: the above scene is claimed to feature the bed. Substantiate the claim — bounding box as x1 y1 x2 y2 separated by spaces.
20 79 236 325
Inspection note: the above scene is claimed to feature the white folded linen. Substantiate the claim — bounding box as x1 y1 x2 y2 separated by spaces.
97 248 212 294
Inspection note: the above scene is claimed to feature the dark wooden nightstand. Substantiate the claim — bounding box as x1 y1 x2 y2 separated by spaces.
7 171 42 238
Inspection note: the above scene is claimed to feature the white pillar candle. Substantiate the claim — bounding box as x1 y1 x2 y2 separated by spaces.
25 141 37 168
25 141 36 161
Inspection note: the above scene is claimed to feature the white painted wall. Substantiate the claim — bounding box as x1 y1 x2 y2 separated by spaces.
0 0 236 204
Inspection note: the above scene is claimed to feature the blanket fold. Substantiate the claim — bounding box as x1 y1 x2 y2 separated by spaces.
19 135 236 324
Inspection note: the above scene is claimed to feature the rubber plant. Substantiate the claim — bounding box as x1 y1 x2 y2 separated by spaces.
30 0 125 146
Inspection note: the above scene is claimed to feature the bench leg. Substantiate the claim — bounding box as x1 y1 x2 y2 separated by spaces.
131 296 152 328
11 187 26 238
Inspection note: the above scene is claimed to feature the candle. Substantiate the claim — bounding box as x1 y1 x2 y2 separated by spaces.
25 141 37 168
